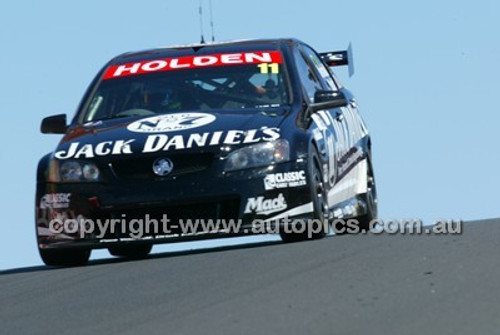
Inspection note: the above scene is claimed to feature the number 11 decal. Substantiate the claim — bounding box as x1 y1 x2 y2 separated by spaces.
257 63 279 74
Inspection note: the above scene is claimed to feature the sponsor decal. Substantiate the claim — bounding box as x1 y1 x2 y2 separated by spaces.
54 127 280 160
55 140 135 160
262 202 314 223
338 147 364 176
244 193 287 216
40 193 71 209
127 113 216 133
264 171 306 190
103 51 283 79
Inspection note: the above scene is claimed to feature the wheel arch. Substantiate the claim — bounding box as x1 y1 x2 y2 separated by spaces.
37 153 53 182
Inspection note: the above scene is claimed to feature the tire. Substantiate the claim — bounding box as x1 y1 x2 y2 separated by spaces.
280 147 328 242
39 248 91 267
108 244 152 259
356 159 378 231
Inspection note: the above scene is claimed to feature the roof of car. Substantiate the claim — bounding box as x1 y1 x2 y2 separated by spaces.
110 38 299 64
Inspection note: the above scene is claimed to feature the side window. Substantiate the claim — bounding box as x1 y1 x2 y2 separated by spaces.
301 45 339 91
293 48 323 103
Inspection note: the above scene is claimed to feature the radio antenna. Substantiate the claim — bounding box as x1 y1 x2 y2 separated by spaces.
199 0 205 44
209 0 215 42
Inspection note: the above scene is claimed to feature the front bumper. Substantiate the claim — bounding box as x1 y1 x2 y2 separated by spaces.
36 160 313 250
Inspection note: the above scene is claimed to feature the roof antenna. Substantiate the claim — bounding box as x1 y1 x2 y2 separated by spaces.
199 0 205 44
209 0 215 42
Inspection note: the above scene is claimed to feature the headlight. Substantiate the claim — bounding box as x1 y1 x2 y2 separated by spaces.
224 139 290 172
60 161 82 181
82 163 100 181
49 160 101 182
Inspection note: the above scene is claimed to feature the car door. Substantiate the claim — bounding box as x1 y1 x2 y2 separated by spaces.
295 45 350 189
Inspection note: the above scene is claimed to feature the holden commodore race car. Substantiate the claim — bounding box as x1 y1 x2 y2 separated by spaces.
36 38 377 266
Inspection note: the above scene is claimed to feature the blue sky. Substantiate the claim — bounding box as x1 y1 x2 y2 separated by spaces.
1 0 498 270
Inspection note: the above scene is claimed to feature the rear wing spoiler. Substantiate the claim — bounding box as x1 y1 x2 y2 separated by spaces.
319 43 355 77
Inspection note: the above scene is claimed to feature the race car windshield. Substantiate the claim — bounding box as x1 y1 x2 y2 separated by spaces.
81 54 290 123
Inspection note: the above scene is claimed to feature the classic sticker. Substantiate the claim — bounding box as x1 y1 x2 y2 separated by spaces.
264 171 306 190
40 193 71 209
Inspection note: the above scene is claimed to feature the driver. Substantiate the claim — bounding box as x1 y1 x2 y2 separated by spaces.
232 79 267 97
144 88 182 112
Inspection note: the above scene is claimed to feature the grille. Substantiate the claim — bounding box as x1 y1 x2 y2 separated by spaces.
110 153 214 180
98 198 240 238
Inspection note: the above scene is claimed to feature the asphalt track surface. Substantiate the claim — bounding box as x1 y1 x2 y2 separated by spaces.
2 219 500 334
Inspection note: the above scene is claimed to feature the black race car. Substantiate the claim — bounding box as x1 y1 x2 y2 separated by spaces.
36 38 377 266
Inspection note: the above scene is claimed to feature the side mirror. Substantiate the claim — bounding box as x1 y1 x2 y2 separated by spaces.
309 90 348 112
41 114 67 134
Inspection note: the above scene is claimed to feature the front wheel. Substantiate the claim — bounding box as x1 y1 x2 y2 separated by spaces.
280 148 328 242
39 248 91 267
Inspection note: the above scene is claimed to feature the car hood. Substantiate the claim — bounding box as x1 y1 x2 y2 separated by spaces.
54 110 289 160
